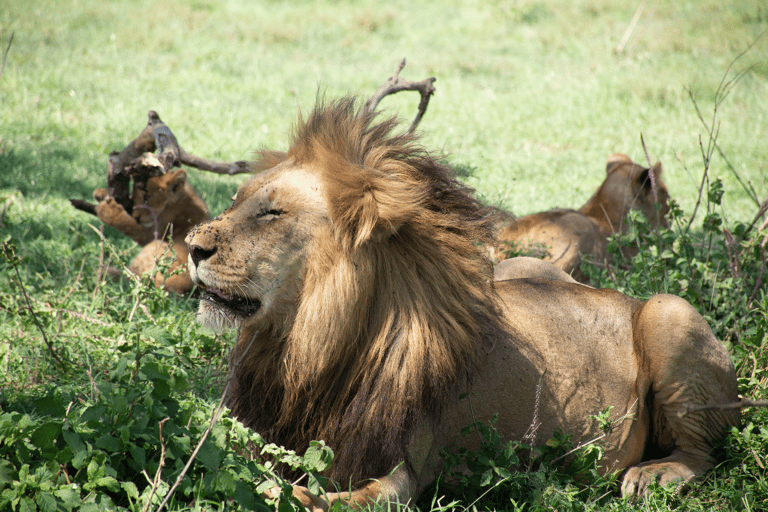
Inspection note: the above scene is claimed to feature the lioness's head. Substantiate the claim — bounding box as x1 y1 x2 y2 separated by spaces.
599 154 670 229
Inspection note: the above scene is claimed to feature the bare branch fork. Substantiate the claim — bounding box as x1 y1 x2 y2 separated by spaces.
364 58 437 133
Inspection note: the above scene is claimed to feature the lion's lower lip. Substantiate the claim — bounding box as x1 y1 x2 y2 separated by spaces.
201 288 261 317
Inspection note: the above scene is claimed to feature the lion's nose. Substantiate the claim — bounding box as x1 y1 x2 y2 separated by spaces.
189 244 217 267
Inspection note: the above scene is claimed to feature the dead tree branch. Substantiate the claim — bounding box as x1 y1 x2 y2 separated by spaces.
3 240 70 368
364 58 436 133
1 32 13 81
178 149 251 175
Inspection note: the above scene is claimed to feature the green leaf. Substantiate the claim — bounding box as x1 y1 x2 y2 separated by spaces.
31 396 66 417
80 406 107 427
18 496 36 512
86 476 120 493
302 441 333 472
130 446 146 469
151 379 172 400
72 450 89 470
62 429 86 453
31 423 62 449
196 438 223 472
0 460 14 488
142 325 172 345
53 488 81 510
35 492 57 512
86 458 105 481
94 434 120 452
121 481 139 500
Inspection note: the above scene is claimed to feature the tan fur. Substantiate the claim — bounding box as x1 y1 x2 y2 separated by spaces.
94 168 210 294
185 98 738 510
495 154 670 282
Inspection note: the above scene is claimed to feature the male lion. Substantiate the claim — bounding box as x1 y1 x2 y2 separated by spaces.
495 154 670 282
185 98 738 509
94 168 210 294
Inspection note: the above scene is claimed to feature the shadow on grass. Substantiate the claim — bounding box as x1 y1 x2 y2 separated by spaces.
0 141 100 201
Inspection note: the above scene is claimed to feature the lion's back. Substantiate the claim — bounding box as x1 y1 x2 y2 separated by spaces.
496 208 602 278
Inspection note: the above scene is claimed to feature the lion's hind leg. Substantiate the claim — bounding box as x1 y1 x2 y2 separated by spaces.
129 240 193 294
622 294 740 497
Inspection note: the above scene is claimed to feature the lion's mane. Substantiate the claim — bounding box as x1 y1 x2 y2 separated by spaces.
227 98 509 484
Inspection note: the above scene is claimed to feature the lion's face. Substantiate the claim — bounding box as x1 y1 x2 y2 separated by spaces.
185 159 330 328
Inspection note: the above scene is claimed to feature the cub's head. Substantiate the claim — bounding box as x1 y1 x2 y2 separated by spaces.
601 153 670 228
132 168 189 229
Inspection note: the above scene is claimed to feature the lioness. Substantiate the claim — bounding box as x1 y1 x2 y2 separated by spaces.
495 154 670 282
185 98 738 510
94 168 210 294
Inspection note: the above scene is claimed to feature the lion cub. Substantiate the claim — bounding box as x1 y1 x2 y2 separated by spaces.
93 168 210 294
495 154 669 282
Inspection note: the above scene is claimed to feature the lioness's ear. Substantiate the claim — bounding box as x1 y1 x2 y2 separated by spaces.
638 162 663 188
606 154 632 174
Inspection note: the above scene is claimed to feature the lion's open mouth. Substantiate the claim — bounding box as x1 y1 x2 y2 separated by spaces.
200 287 261 318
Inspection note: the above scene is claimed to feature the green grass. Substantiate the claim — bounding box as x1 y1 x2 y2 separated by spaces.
1 0 767 510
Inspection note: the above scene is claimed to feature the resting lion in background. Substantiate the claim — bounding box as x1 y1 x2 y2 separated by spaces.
494 154 670 282
185 98 738 510
93 168 210 294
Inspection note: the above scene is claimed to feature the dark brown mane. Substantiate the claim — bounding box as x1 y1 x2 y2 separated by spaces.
229 97 508 485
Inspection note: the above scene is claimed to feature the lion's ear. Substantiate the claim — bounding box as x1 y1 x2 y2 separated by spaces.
638 162 663 190
168 169 187 194
606 154 632 174
332 170 421 249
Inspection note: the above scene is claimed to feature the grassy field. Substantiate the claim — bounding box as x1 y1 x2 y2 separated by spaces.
1 0 767 510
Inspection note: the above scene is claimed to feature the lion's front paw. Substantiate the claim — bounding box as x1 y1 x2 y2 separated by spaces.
92 188 108 202
264 484 329 512
95 195 128 222
621 461 696 497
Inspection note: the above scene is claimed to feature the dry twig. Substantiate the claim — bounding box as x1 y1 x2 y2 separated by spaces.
364 59 436 133
143 418 170 512
3 241 69 368
0 32 13 81
154 326 259 512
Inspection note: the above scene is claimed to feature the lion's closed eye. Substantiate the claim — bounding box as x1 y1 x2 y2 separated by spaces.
257 209 283 221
